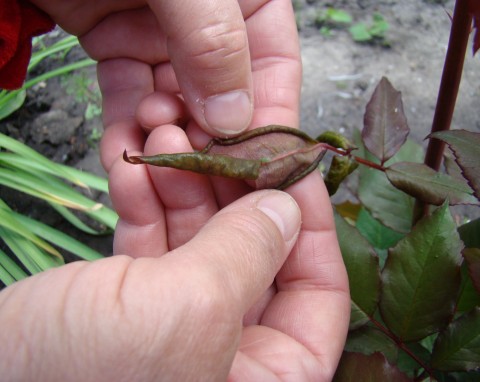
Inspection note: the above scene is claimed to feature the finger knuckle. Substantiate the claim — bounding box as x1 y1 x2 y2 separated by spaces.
185 21 248 69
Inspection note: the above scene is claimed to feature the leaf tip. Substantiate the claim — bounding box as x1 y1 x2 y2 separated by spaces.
123 150 143 165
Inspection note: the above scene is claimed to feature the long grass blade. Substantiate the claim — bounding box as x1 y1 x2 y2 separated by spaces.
0 248 28 285
0 152 109 193
0 208 61 258
0 133 88 187
8 209 106 261
0 226 64 274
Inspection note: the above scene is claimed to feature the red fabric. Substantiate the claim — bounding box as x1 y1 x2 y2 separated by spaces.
0 0 55 90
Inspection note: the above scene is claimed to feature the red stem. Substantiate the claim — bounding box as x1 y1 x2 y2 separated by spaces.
414 0 472 222
323 145 387 171
369 318 434 378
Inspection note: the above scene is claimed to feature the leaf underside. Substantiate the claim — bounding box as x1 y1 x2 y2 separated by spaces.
385 161 477 206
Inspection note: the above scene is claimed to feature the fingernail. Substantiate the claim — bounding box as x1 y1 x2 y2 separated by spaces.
204 90 252 135
256 191 301 242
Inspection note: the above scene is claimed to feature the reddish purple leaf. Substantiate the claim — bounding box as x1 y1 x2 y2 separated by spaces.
463 248 480 294
431 130 480 201
385 162 478 206
362 77 410 164
333 352 411 382
124 125 327 190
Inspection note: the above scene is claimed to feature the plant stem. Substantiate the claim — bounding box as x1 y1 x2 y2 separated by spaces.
369 318 434 378
321 145 388 171
413 0 472 223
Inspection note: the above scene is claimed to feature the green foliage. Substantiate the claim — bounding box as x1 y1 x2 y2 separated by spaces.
312 6 389 45
349 13 390 45
315 8 353 26
0 34 114 287
333 72 479 380
315 8 353 37
0 133 117 286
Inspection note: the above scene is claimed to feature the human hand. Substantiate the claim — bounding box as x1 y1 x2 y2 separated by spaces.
0 181 349 381
7 1 351 379
31 0 301 171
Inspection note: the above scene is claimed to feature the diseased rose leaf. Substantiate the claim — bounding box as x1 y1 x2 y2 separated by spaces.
463 248 480 294
324 155 358 195
333 352 411 382
380 203 464 342
385 162 478 206
362 77 410 164
430 130 480 201
431 307 480 372
125 125 327 190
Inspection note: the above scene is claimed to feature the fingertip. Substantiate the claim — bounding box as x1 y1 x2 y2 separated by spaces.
108 150 164 226
135 92 187 133
255 191 301 245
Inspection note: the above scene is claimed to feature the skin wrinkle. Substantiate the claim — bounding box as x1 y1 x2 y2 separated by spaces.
185 23 248 63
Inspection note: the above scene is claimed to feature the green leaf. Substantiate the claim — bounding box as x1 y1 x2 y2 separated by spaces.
431 130 480 200
349 23 372 41
0 133 87 188
0 226 64 275
326 8 352 24
463 248 480 294
385 162 477 205
380 203 463 342
456 262 480 313
0 89 26 120
0 249 28 285
333 352 411 382
369 13 389 37
459 218 480 248
0 207 61 258
344 326 398 363
357 132 423 233
431 307 480 371
396 342 431 377
6 207 104 261
362 77 410 163
335 213 381 329
356 207 404 268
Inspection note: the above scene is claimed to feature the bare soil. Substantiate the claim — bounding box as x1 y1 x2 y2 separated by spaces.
0 0 478 260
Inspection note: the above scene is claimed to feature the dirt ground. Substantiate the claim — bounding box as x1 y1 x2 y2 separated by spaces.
1 0 479 258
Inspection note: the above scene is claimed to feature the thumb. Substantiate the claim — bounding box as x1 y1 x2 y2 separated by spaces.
147 0 253 136
170 190 301 313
